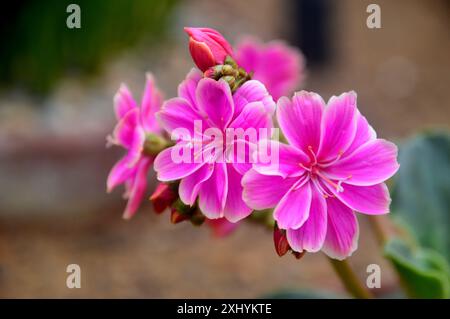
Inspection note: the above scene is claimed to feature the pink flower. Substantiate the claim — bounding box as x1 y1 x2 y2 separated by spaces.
154 69 275 222
107 74 163 219
235 37 305 101
242 91 399 260
184 27 234 72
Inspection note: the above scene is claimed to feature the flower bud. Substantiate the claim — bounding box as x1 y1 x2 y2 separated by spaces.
184 27 234 72
273 224 290 257
170 208 190 224
149 183 177 214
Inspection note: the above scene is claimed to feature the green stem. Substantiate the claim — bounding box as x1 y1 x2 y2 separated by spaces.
328 257 373 299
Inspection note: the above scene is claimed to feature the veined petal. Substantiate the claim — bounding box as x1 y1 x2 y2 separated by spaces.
287 190 327 253
322 197 359 260
157 97 205 136
153 144 204 182
252 140 308 178
177 68 202 110
179 163 215 206
324 139 399 186
198 162 228 219
123 157 153 219
114 84 137 120
242 169 297 210
196 78 234 130
343 111 376 157
233 80 275 117
277 91 324 152
330 183 391 215
113 108 140 148
318 92 358 161
222 164 252 222
228 101 272 133
274 180 312 230
140 73 162 133
106 156 136 192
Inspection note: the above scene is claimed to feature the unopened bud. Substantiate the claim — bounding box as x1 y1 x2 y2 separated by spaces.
149 183 177 214
170 208 190 224
273 224 290 257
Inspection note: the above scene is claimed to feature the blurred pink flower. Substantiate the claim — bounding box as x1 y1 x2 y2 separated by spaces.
107 74 163 219
154 69 275 222
184 27 234 72
206 217 239 237
242 91 399 260
236 37 305 101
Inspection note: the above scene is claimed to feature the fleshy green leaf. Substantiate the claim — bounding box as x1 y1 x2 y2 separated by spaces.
391 132 450 260
384 238 450 298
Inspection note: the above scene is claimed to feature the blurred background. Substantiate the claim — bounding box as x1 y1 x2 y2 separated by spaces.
0 0 449 298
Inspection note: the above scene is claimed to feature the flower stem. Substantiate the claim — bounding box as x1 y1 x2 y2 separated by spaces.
367 215 389 245
328 257 373 299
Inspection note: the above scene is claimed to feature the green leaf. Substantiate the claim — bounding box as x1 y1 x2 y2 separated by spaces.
384 238 450 298
391 131 450 260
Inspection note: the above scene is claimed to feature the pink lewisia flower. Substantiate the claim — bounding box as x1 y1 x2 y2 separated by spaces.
154 69 275 222
242 91 399 260
184 27 234 72
107 74 163 219
236 37 305 101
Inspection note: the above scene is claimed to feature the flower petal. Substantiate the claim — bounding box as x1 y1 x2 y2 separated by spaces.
322 197 359 260
157 97 205 136
277 91 324 152
179 163 214 206
207 218 238 237
196 78 234 130
287 190 327 253
228 101 272 133
222 164 252 222
198 162 228 219
233 80 275 118
113 108 140 148
106 156 136 192
177 68 202 110
274 180 312 230
343 111 376 157
140 73 162 133
330 183 391 215
252 140 308 178
318 92 358 161
114 84 137 120
153 144 204 182
123 157 153 219
324 139 400 186
242 169 298 210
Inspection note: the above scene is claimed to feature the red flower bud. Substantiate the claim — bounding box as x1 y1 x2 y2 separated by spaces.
170 208 190 224
184 27 234 72
273 224 290 257
149 183 177 214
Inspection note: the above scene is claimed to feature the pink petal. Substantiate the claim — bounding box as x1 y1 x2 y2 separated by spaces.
226 139 257 176
242 169 297 210
287 190 327 253
324 139 399 186
106 156 136 192
198 162 228 219
232 80 275 118
222 164 252 222
274 180 312 230
153 145 204 182
157 97 206 136
113 108 140 148
318 92 358 161
177 68 202 110
114 84 137 120
228 101 272 133
276 91 324 152
125 126 145 167
179 163 214 206
196 78 234 130
344 111 377 157
123 157 153 219
188 37 217 72
252 140 308 178
207 218 238 237
322 197 359 260
140 73 162 133
330 183 391 215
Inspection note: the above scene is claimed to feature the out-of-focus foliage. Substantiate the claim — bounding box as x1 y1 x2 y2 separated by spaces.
391 132 450 261
0 0 178 94
263 289 341 299
384 238 450 299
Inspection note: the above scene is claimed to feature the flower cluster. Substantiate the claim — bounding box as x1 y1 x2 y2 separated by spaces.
107 27 399 260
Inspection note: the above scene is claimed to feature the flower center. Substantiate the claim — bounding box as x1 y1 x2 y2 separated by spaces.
299 146 351 198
